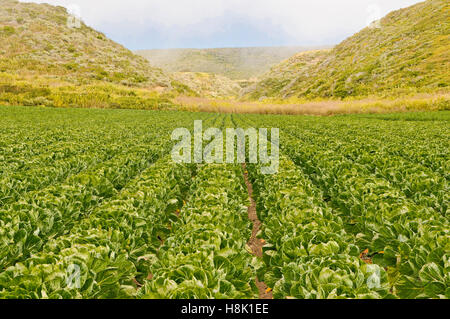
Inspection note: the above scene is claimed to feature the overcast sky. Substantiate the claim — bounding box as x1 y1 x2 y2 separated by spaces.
22 0 423 50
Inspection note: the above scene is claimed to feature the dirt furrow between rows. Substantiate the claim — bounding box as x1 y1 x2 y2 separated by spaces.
242 163 273 300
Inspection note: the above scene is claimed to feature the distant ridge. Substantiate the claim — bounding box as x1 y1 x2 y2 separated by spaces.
136 46 331 80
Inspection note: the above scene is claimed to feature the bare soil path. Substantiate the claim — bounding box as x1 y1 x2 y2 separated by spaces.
242 163 273 300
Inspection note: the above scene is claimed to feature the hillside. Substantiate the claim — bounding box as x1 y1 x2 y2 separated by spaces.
245 0 449 100
0 0 177 109
240 49 330 99
172 72 241 98
136 46 330 80
0 0 170 87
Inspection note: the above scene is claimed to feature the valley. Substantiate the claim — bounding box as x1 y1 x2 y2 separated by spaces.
0 0 447 114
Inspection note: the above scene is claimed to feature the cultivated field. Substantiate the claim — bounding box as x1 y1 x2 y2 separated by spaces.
0 106 448 299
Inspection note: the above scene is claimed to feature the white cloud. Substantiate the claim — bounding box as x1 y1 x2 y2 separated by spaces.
20 0 423 48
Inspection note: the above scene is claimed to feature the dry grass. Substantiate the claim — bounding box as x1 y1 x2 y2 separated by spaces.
173 93 450 115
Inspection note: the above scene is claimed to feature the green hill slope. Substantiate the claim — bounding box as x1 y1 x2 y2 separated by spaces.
136 46 330 80
246 0 449 100
0 0 178 109
172 72 241 98
0 0 169 87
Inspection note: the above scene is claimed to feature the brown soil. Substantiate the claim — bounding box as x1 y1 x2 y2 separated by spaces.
242 163 273 300
132 278 143 287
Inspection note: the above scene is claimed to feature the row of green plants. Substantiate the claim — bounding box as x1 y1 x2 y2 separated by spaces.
234 116 392 298
0 132 128 207
140 115 257 298
278 119 448 215
140 163 257 298
0 141 166 270
0 108 215 298
283 143 447 298
247 155 391 298
0 106 447 299
0 108 231 298
0 108 209 270
0 156 194 298
245 113 448 298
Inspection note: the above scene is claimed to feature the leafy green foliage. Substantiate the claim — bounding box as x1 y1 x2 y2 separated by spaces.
239 110 449 299
140 163 257 299
0 107 210 298
0 106 447 299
